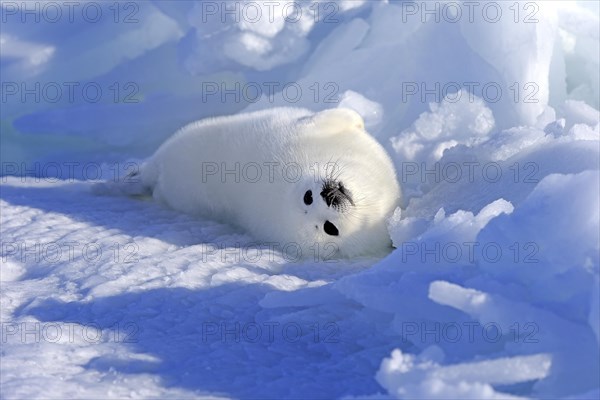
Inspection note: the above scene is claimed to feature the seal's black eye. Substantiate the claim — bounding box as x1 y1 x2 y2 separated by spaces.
324 220 339 236
304 190 313 205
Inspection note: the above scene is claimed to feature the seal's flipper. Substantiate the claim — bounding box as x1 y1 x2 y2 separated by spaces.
91 162 153 198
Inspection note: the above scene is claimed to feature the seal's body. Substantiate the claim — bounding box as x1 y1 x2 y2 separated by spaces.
140 107 400 258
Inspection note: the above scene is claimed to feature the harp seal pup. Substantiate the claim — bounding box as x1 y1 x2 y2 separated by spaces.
138 107 400 258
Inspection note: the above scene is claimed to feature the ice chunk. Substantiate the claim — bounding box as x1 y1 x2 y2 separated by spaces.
428 280 600 396
459 2 558 126
0 34 55 71
562 99 600 129
337 90 383 130
376 348 551 399
391 90 495 163
478 171 600 279
590 278 600 347
185 0 327 72
389 199 513 251
428 281 489 311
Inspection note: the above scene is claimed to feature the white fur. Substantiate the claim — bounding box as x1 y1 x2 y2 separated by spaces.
140 107 401 258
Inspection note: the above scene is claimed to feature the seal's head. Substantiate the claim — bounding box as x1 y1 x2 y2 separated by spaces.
289 169 397 259
278 109 401 259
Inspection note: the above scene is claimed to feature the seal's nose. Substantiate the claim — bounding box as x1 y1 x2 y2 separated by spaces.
320 180 354 211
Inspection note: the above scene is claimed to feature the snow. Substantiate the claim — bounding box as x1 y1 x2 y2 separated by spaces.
1 1 599 399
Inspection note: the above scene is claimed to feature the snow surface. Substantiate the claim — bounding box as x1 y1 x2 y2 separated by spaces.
1 1 599 399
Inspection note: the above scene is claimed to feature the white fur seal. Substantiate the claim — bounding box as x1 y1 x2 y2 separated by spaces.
134 107 400 258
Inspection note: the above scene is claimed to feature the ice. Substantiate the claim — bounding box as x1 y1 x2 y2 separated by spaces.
478 171 600 280
556 2 600 108
332 158 598 398
376 348 551 399
337 90 383 130
459 2 559 126
428 281 490 311
0 34 55 70
428 279 600 397
591 279 600 346
1 0 600 398
0 3 183 83
391 90 496 163
184 0 367 73
389 199 514 252
562 99 600 128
